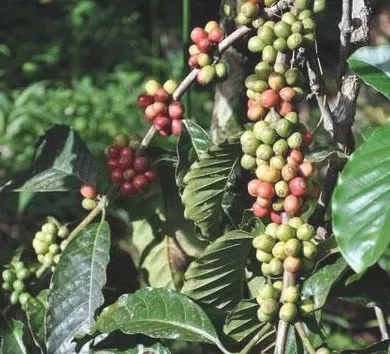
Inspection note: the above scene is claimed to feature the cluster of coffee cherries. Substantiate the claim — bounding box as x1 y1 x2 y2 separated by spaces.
241 113 316 222
105 135 158 197
189 21 227 85
137 80 184 136
252 217 317 277
2 260 32 308
32 218 69 272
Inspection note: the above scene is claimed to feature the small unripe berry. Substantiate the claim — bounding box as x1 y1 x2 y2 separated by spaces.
291 21 304 33
13 279 24 292
276 119 294 138
284 194 301 215
313 0 327 13
49 244 60 255
33 240 48 255
254 234 276 252
256 165 281 183
204 21 219 33
316 349 331 354
197 65 216 85
261 89 280 109
276 224 296 241
274 21 292 38
80 184 97 199
302 241 318 259
144 80 160 96
163 80 179 95
215 62 227 78
279 302 298 323
273 37 288 52
283 256 302 273
282 286 300 303
274 62 288 74
256 144 274 161
248 36 266 53
132 174 149 190
273 139 289 156
266 223 279 238
285 112 299 125
197 53 212 67
257 26 276 45
270 156 286 170
241 131 260 156
302 17 317 32
268 72 285 91
241 154 257 170
275 181 290 197
253 203 270 218
2 269 14 283
272 199 284 212
241 1 259 18
190 27 208 44
19 292 30 306
272 241 287 260
42 222 57 235
288 217 304 229
262 45 278 64
287 132 303 149
284 68 303 86
10 291 19 305
261 298 279 316
255 62 273 80
259 284 279 300
58 225 69 238
257 308 274 322
282 12 297 26
287 33 304 50
284 238 301 257
297 223 316 241
256 250 273 263
82 198 98 211
269 258 284 275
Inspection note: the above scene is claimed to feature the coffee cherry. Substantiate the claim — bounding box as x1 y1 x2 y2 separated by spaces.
257 197 272 208
281 164 298 182
190 27 208 44
252 18 265 29
132 174 149 190
120 182 135 196
276 119 293 138
10 291 19 305
248 105 268 121
82 198 98 211
284 194 301 215
241 1 259 18
282 286 300 303
270 156 286 170
241 131 260 156
258 26 276 45
273 139 289 156
264 0 277 7
241 154 257 170
144 170 158 183
316 349 331 354
154 115 171 133
208 28 225 43
291 21 304 33
256 144 274 161
287 33 304 50
145 80 160 96
268 72 285 91
198 38 213 53
266 223 279 239
284 256 302 273
261 298 279 316
261 263 272 276
259 284 279 300
273 38 288 52
289 177 307 197
272 198 284 212
111 169 123 185
188 44 200 56
284 238 301 257
261 89 280 109
188 55 199 68
18 292 30 306
57 225 69 239
204 21 219 33
133 156 149 173
163 80 179 95
313 0 326 13
197 53 212 67
285 68 303 86
275 224 295 242
298 162 315 178
215 62 227 78
107 145 121 160
256 165 281 183
275 181 290 197
300 298 315 317
269 258 284 275
248 179 262 197
302 241 318 259
301 257 316 274
279 302 298 322
248 36 266 53
33 240 48 255
288 217 304 229
274 21 292 38
256 250 274 263
302 17 317 33
257 308 274 322
279 87 296 103
270 211 283 224
282 12 297 26
274 62 288 75
154 88 170 103
253 204 270 218
262 45 278 64
256 234 276 252
299 8 313 20
287 132 303 149
272 241 287 260
80 184 97 199
285 112 299 125
171 119 183 136
137 94 154 109
255 62 273 80
297 224 316 241
13 279 24 292
289 149 304 164
295 0 312 10
197 65 216 85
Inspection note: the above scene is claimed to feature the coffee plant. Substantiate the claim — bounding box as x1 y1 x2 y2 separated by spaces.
2 0 390 353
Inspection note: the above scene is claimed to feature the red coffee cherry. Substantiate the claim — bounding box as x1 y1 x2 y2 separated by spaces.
145 169 158 183
270 211 282 224
208 28 225 43
107 145 121 159
277 101 294 117
120 147 133 158
258 182 275 199
111 169 123 185
123 169 136 181
279 87 296 102
190 27 208 44
289 149 303 164
197 38 214 53
298 162 315 178
118 156 132 169
120 182 135 196
248 179 262 197
145 105 157 121
80 184 97 199
153 102 168 115
154 88 170 103
133 174 149 190
133 156 149 173
303 131 314 146
289 177 307 197
169 101 184 120
171 119 183 136
253 203 270 217
257 197 272 208
248 105 268 121
188 55 199 68
137 94 154 109
153 115 171 132
260 89 280 109
284 194 301 215
107 158 118 171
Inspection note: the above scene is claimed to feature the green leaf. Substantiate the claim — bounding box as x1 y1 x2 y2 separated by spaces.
26 290 48 353
0 320 27 354
305 148 349 163
301 256 348 309
92 343 172 354
341 340 390 353
46 220 111 354
95 287 230 354
379 246 390 274
223 299 262 344
332 122 390 272
181 140 242 239
176 119 211 190
348 45 390 99
181 230 253 318
285 325 304 354
1 125 97 192
285 320 324 354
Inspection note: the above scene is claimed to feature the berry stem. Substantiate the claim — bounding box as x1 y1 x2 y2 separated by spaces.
239 323 273 354
374 306 389 340
294 321 316 354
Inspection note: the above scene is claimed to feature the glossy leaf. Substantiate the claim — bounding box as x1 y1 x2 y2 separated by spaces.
46 221 111 354
181 140 242 239
341 340 390 353
223 299 262 344
26 290 48 353
0 320 27 354
305 148 348 163
348 45 390 99
302 256 348 309
1 125 97 192
92 343 172 354
333 122 390 272
176 119 211 190
95 287 230 354
181 230 253 318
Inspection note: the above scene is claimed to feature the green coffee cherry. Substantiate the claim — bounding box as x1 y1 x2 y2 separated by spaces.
291 21 304 33
256 144 274 161
35 231 46 241
2 282 11 291
236 13 251 26
302 17 317 33
13 279 24 292
261 262 272 276
215 62 227 78
284 238 302 257
241 154 257 170
281 12 297 26
10 291 20 305
266 223 279 239
248 36 266 53
316 349 331 354
49 244 60 255
313 0 326 13
259 284 279 300
282 286 300 303
54 254 61 265
273 280 283 292
297 223 316 240
270 156 286 170
262 45 277 64
302 241 318 259
275 181 289 197
279 302 298 322
287 33 304 50
258 127 277 145
264 0 277 7
42 222 57 234
268 72 285 91
19 292 30 306
2 269 14 283
300 298 315 317
273 38 288 52
273 139 289 156
261 298 279 316
252 18 265 29
34 241 48 255
58 225 69 238
276 119 293 138
254 234 276 252
303 33 316 46
293 86 305 101
258 26 276 45
273 62 288 74
285 112 299 125
288 217 304 229
240 131 260 156
269 258 284 276
16 268 29 280
285 68 303 86
255 62 273 80
256 250 274 263
272 241 287 260
272 199 284 212
276 224 296 242
299 10 314 20
287 132 303 149
43 232 56 244
257 308 274 322
240 1 259 18
274 21 291 38
13 261 24 271
256 158 269 167
295 0 312 10
263 21 276 29
43 253 54 266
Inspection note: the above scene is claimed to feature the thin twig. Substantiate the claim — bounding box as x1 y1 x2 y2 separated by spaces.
262 0 294 18
338 0 353 81
239 323 273 354
374 306 389 340
294 322 316 354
